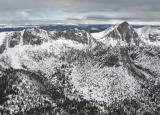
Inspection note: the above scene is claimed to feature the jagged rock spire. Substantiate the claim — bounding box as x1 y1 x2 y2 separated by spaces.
105 21 140 46
117 21 139 45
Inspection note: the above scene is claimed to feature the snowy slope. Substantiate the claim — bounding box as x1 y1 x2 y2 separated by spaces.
136 26 160 38
91 25 117 40
136 26 160 46
0 37 88 69
0 32 7 46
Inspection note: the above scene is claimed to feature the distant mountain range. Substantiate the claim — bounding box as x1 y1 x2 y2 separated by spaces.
1 21 160 115
0 23 155 33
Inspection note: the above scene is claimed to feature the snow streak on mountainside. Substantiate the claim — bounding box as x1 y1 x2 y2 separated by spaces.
1 22 160 115
0 32 7 46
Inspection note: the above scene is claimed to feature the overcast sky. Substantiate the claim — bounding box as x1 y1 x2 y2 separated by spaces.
0 0 160 25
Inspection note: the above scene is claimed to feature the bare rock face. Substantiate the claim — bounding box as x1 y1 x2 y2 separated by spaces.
22 28 49 45
117 21 139 45
8 32 21 48
106 21 140 46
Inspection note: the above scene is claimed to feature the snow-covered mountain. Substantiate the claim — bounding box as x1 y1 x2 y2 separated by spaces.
1 22 160 115
92 21 140 47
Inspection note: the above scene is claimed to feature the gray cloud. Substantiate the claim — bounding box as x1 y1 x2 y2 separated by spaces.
0 0 160 24
84 13 160 21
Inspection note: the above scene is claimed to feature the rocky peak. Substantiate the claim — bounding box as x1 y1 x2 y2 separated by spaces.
106 21 140 46
118 21 129 29
118 21 139 44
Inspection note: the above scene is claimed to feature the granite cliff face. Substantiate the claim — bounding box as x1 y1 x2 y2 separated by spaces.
1 22 160 115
